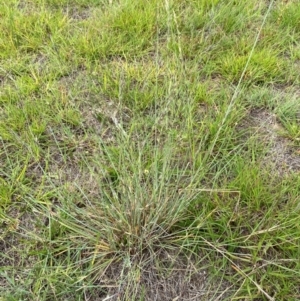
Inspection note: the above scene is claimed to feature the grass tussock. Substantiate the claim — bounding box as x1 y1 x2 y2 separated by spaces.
1 0 300 300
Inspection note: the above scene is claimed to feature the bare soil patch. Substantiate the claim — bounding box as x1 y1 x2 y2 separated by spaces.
88 250 231 301
241 108 300 175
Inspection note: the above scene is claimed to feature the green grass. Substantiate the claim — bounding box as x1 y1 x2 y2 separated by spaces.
1 0 300 300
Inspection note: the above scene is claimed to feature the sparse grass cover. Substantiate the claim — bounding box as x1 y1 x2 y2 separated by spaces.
0 0 300 300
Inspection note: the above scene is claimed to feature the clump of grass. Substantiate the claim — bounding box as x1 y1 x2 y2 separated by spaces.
275 96 300 143
23 131 210 299
217 49 286 85
1 0 300 300
273 1 300 33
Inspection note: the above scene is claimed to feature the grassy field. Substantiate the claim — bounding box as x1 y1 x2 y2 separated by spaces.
1 0 300 300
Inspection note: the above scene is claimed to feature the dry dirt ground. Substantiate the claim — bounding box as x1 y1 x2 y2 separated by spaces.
243 108 300 175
